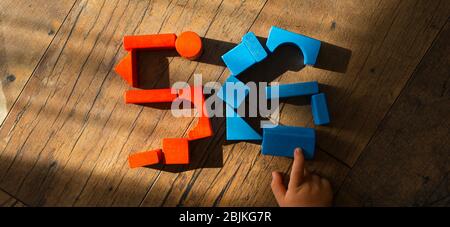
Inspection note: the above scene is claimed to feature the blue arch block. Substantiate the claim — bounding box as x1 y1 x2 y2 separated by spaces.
311 93 330 125
225 104 262 141
266 26 321 66
266 81 319 99
261 125 315 159
221 32 268 76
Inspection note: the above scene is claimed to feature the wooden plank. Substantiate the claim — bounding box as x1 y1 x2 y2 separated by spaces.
0 0 76 124
335 21 450 206
0 0 168 206
141 1 350 206
236 0 449 166
0 0 258 206
168 0 450 206
0 189 25 207
137 0 270 207
1 0 448 207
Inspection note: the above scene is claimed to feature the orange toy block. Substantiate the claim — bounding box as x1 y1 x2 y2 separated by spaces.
188 117 213 141
125 89 178 104
177 86 213 140
114 50 138 87
175 31 203 60
162 138 189 164
128 149 162 168
123 34 177 51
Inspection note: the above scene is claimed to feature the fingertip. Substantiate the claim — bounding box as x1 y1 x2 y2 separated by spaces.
272 171 281 180
294 147 304 160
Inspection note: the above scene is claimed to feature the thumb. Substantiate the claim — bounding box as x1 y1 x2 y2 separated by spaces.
271 171 286 205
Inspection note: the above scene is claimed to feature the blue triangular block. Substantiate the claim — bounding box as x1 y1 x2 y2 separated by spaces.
225 105 262 141
217 76 250 109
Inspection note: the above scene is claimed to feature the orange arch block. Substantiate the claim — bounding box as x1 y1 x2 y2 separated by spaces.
177 86 213 140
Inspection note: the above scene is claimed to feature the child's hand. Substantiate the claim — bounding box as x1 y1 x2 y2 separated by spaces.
271 148 333 207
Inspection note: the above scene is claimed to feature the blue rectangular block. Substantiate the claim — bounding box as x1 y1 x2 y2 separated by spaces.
311 93 330 125
242 32 267 62
266 81 319 99
261 125 315 159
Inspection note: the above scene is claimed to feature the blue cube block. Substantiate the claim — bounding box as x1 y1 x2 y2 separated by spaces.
222 43 256 76
222 32 268 76
225 104 262 141
217 76 250 109
266 26 321 66
261 125 315 159
242 32 267 62
311 93 330 125
266 81 319 99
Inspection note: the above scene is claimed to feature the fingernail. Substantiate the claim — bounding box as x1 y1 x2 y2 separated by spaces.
295 148 301 154
271 172 276 178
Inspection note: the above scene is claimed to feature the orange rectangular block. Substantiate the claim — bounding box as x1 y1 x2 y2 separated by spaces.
125 89 178 104
123 34 177 51
128 149 162 168
162 138 189 164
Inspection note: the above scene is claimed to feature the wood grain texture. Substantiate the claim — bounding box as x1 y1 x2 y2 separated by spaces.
335 21 450 207
0 0 76 124
0 0 448 207
0 189 25 207
240 0 450 166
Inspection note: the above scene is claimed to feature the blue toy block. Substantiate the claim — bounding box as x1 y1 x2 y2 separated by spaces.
217 76 250 109
266 26 321 66
311 93 330 125
222 44 255 76
266 81 319 99
261 125 315 159
225 104 262 140
222 32 267 76
242 32 267 62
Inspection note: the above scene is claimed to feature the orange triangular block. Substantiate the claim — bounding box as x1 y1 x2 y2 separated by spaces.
162 138 189 164
114 50 138 87
128 149 162 168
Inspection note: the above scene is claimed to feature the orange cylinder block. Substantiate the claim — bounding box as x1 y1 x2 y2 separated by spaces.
175 31 203 60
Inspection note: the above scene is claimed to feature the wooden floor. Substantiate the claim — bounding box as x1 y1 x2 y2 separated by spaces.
0 0 448 207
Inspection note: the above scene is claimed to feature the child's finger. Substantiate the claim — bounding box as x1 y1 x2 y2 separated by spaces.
271 171 286 204
288 148 305 189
